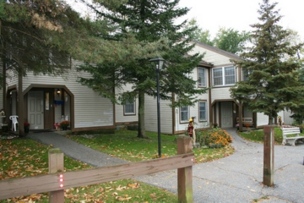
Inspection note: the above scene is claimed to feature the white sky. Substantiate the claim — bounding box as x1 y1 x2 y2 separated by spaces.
178 0 304 39
66 0 304 39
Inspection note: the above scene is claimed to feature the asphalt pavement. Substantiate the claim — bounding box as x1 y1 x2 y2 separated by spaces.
28 129 304 203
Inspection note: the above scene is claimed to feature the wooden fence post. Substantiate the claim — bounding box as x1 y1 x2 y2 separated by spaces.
263 126 274 186
48 148 64 203
177 136 193 203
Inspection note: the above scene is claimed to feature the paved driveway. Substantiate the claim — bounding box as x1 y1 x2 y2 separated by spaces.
136 128 304 203
29 129 304 203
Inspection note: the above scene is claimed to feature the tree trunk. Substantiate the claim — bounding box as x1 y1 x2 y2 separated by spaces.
268 116 273 125
137 90 146 138
18 69 25 137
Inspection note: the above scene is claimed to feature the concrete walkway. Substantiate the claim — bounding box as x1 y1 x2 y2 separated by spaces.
28 129 304 203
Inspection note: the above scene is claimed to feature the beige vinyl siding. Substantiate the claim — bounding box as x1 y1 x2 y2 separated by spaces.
22 60 114 128
144 95 172 134
145 66 210 133
282 110 293 125
211 87 231 102
256 113 269 127
174 93 209 132
189 44 234 66
256 110 293 127
115 84 138 123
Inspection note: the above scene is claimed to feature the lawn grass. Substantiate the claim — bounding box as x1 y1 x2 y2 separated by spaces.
0 129 234 202
0 138 177 203
238 127 286 144
67 129 234 163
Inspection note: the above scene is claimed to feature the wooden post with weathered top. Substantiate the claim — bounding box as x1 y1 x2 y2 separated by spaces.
177 136 193 203
263 126 274 186
48 148 64 203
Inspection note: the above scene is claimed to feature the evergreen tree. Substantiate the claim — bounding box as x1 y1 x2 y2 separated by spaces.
230 0 304 125
77 0 205 138
0 0 119 136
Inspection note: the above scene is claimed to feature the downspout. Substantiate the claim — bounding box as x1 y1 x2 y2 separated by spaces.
18 67 25 136
172 93 175 134
208 68 212 127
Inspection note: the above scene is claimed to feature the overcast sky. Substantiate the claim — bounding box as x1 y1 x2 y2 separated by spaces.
66 0 304 39
178 0 304 39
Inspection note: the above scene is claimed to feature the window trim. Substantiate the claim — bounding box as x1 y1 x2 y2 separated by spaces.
198 101 207 122
197 67 207 88
123 99 136 116
212 66 236 87
180 106 189 123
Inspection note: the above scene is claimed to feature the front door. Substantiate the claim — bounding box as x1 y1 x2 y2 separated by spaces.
28 91 44 129
221 102 233 128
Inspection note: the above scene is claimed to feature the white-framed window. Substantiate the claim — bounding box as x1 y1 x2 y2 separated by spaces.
212 66 236 86
197 67 206 87
180 106 189 122
198 101 207 121
124 100 136 115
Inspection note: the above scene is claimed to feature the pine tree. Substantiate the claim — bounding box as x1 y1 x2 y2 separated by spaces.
77 0 205 138
230 0 304 125
0 0 119 136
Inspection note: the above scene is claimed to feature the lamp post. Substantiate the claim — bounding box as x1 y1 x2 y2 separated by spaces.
149 57 164 158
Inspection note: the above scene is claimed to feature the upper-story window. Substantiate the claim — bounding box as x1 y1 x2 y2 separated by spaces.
212 66 236 86
124 99 136 115
197 67 206 87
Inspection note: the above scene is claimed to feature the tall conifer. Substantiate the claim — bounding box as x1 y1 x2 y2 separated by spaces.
78 0 205 137
230 0 304 125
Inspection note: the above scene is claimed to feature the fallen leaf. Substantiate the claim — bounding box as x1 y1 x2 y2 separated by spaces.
128 182 140 189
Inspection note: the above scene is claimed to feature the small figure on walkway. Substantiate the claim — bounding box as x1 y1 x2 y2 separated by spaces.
187 118 196 144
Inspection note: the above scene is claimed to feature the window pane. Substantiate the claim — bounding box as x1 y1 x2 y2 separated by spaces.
225 66 235 85
199 102 207 121
198 68 206 87
213 68 223 86
125 100 135 114
180 106 188 122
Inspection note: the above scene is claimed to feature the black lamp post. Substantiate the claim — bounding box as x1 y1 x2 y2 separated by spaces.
149 57 164 158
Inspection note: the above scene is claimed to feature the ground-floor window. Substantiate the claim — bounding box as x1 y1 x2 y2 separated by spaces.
124 100 136 115
198 101 207 121
180 106 189 122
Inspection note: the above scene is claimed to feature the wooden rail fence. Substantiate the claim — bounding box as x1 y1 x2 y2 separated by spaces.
0 136 194 203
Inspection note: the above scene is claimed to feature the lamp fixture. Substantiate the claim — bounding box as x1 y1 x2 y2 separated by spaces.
56 89 61 95
149 57 165 158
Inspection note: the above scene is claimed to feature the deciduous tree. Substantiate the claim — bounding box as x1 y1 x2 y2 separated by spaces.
214 28 249 54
